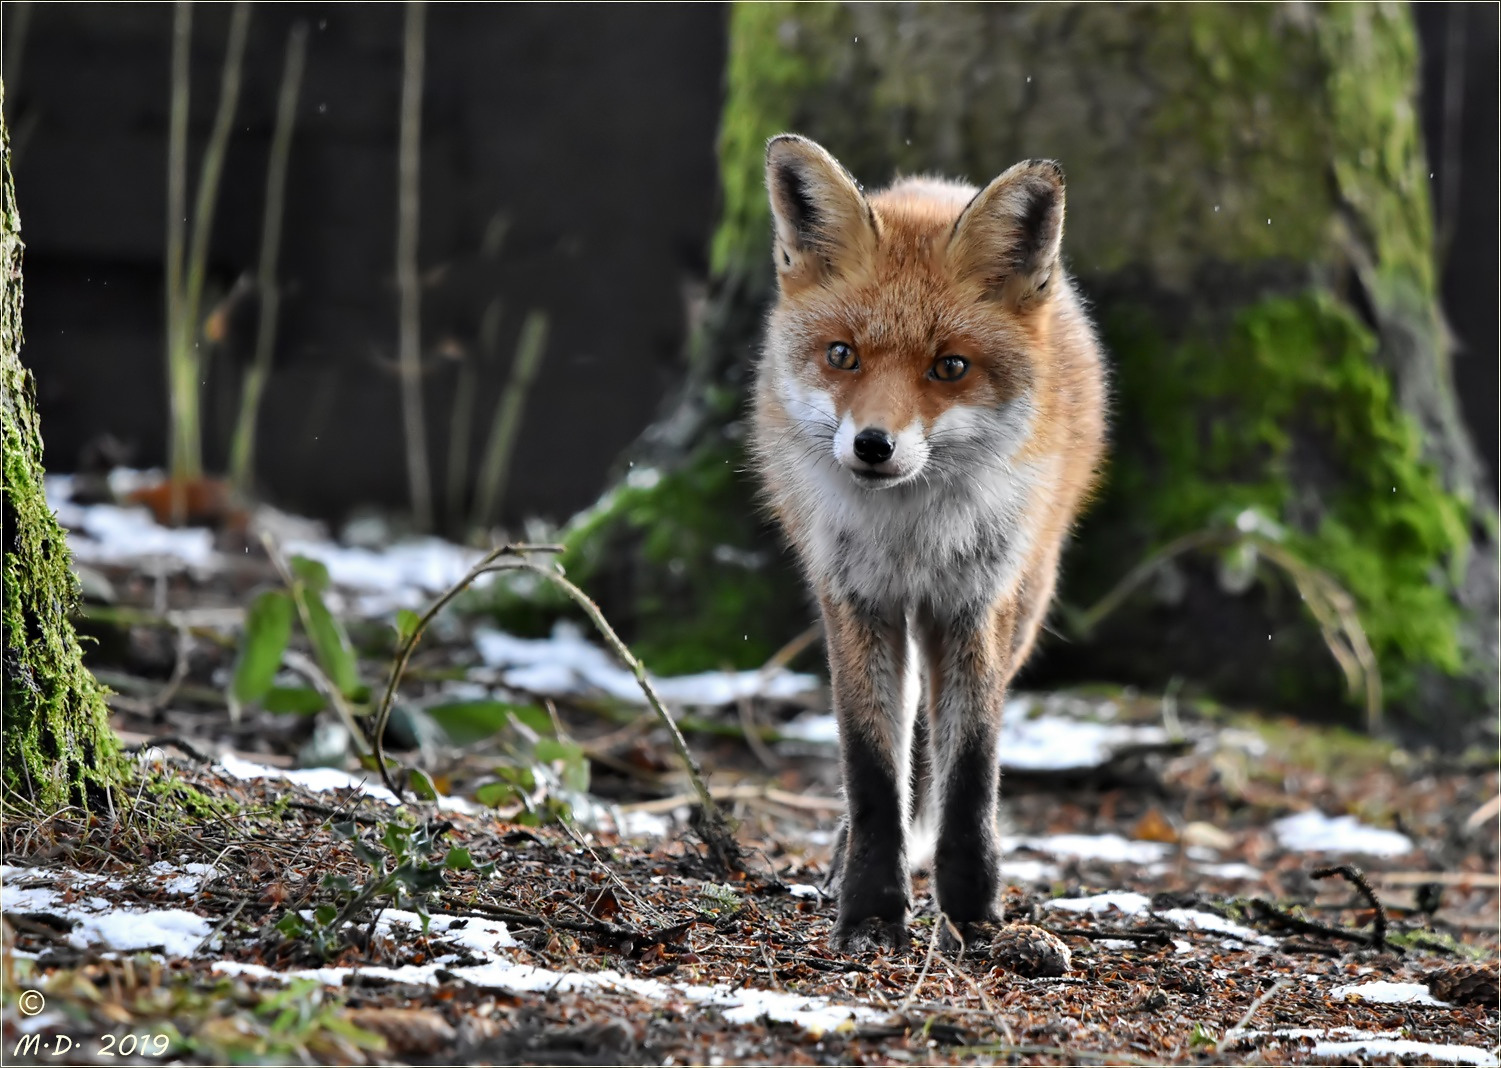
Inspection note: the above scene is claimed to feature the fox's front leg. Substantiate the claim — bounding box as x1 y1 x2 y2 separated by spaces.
921 601 1017 932
822 593 916 952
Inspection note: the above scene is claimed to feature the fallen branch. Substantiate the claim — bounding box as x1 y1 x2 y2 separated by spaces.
1311 863 1387 951
1245 896 1401 955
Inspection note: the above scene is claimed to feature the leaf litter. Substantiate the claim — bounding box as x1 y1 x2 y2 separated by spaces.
3 473 1495 1064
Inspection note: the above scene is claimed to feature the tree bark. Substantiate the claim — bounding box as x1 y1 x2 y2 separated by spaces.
505 4 1496 737
1 81 124 808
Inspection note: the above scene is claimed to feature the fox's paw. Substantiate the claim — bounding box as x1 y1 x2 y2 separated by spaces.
832 915 910 954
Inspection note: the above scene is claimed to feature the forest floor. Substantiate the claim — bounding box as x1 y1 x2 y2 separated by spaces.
2 476 1497 1065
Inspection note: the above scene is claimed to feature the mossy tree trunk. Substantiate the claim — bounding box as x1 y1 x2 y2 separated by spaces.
513 4 1496 736
1 84 124 809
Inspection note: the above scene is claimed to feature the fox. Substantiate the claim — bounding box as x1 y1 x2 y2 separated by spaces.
749 134 1108 953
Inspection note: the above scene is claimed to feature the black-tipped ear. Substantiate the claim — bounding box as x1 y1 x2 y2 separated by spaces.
765 134 876 293
947 159 1065 307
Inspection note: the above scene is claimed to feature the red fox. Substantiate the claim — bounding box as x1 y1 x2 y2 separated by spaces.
750 135 1107 952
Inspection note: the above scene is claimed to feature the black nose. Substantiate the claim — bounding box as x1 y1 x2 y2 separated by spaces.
853 428 896 465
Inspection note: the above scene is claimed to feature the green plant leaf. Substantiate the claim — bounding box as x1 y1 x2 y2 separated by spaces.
408 768 439 801
262 685 326 716
510 704 555 736
535 738 590 793
275 913 307 937
290 554 331 593
395 608 421 644
299 586 361 697
475 781 520 808
425 699 544 745
232 590 294 705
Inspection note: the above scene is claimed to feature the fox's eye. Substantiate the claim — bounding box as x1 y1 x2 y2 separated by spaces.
826 342 859 371
931 355 969 382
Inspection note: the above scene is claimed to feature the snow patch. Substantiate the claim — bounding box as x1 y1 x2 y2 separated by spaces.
216 956 881 1038
145 862 222 895
1044 893 1275 947
474 622 820 707
1309 1039 1495 1066
1045 892 1153 916
216 753 478 813
999 702 1172 771
51 497 219 570
1330 981 1451 1007
1009 833 1172 865
1271 810 1414 857
282 536 488 614
783 699 1175 773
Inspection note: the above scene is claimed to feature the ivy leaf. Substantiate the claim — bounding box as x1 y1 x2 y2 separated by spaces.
395 608 421 645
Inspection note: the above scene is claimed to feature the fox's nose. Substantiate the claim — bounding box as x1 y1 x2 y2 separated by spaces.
853 428 896 465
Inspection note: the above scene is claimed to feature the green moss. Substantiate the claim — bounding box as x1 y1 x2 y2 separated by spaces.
1319 3 1434 300
1093 289 1469 705
1 91 125 810
711 3 847 277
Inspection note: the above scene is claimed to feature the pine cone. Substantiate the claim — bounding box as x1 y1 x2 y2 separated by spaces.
988 922 1073 978
1425 963 1498 1007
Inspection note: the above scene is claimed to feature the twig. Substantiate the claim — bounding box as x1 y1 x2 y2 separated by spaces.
1311 864 1388 951
282 649 371 761
194 896 247 956
1464 796 1501 830
149 624 194 712
1245 897 1400 954
471 310 549 531
164 1 193 508
758 622 822 676
1220 978 1289 1049
164 0 251 501
1043 925 1172 946
396 0 433 530
898 915 952 1012
447 297 501 530
558 820 671 928
231 20 309 492
736 694 780 771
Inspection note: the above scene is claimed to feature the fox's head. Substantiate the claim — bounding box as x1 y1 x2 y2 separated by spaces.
760 134 1068 491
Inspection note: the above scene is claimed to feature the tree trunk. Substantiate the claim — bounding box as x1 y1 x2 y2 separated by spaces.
501 4 1496 738
1 81 124 808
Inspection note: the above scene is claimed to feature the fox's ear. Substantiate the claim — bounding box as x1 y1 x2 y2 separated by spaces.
948 159 1065 308
765 134 877 293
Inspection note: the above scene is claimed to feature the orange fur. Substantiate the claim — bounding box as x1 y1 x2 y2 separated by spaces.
749 135 1108 951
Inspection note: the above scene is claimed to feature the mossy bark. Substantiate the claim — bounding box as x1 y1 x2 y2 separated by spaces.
1 83 125 809
503 4 1496 735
